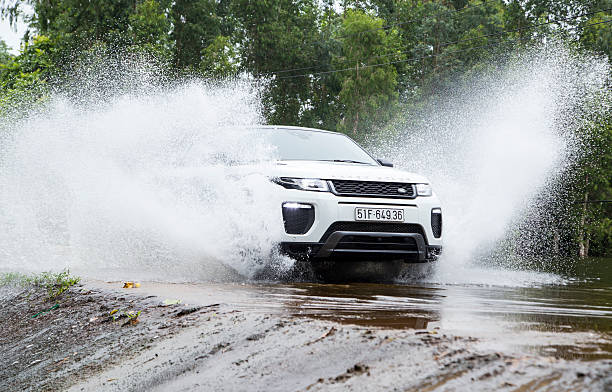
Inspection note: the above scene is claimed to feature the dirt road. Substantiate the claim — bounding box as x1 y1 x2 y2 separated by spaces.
1 279 611 392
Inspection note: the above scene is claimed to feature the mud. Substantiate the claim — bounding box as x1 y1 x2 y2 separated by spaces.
0 284 201 391
2 278 611 392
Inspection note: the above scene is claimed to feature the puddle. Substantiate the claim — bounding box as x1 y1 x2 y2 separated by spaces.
90 259 612 361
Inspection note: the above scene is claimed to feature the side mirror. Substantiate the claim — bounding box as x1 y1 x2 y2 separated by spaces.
377 158 394 167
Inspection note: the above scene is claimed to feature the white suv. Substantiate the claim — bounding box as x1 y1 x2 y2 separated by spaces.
261 126 442 264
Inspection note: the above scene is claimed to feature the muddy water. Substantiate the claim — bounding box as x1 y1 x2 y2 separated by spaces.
92 258 612 362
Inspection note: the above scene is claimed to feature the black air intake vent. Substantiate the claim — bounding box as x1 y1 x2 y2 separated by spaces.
336 234 419 252
282 203 315 235
431 210 442 238
330 180 415 198
319 222 426 243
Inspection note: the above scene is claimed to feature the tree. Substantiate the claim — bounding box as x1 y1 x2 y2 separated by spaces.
580 12 612 58
574 116 612 257
129 0 172 59
232 0 323 125
0 39 11 63
341 0 398 23
18 0 137 40
574 7 612 257
333 9 400 137
171 0 226 69
2 0 174 56
0 35 58 115
200 35 238 78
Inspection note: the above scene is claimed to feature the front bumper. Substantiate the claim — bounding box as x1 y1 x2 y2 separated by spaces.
317 231 427 258
276 188 442 261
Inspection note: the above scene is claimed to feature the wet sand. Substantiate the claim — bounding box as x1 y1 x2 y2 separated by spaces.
3 274 611 391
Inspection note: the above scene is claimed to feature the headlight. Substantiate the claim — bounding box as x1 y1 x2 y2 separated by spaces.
416 183 432 196
272 177 330 192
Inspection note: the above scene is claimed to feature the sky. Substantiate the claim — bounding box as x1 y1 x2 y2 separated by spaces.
1 8 30 54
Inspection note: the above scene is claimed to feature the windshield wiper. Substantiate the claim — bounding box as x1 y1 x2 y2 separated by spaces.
320 159 371 165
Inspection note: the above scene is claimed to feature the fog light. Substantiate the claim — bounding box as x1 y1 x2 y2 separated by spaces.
431 208 442 238
282 202 315 234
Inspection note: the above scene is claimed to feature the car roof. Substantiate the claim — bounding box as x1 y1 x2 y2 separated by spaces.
251 125 342 136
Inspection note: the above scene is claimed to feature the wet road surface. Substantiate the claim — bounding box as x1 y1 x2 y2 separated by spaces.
6 258 610 391
90 258 612 362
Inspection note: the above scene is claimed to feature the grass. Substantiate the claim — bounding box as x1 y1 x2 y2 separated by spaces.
1 269 81 299
110 308 142 325
0 272 26 286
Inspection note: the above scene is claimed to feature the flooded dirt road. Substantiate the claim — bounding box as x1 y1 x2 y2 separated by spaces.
2 258 611 391
88 259 612 362
68 258 611 391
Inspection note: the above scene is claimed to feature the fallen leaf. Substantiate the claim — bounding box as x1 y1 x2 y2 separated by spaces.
306 327 337 346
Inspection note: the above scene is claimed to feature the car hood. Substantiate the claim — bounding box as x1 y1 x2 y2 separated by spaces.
271 161 430 183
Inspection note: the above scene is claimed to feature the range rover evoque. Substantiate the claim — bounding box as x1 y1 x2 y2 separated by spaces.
261 125 443 268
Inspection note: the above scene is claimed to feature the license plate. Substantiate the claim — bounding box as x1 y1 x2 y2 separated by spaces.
355 207 404 222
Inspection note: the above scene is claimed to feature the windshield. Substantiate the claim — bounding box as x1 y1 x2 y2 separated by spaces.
260 128 378 165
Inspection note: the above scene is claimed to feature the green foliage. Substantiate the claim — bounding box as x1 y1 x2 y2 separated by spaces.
0 39 11 63
129 0 173 59
200 35 238 78
581 13 612 57
588 217 612 256
577 117 612 257
232 0 324 125
0 269 81 299
20 0 137 39
333 9 399 137
3 0 606 132
1 271 25 285
27 270 81 299
125 310 142 322
0 35 58 116
172 0 226 69
110 308 142 325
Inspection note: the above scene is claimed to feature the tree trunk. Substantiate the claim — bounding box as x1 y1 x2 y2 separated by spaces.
578 176 589 259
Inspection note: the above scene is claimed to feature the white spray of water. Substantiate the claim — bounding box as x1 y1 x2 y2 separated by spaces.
377 43 610 285
0 44 608 285
0 78 292 281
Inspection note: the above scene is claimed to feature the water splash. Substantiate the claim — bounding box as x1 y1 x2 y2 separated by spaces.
0 43 608 285
375 42 610 285
0 63 292 281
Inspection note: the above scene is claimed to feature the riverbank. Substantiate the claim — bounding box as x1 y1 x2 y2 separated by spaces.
1 279 611 391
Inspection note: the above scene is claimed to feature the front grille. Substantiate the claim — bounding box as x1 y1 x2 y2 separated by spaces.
319 222 427 243
330 180 416 198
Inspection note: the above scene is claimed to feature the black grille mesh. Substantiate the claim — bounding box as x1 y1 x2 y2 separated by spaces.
282 205 315 234
431 212 442 238
336 235 418 251
319 222 426 243
330 180 415 198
